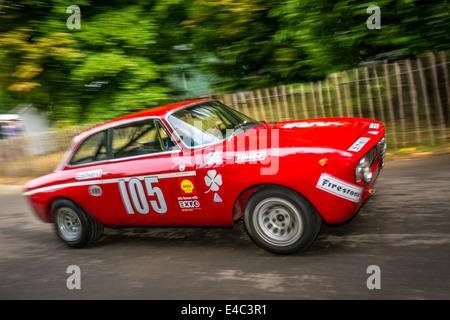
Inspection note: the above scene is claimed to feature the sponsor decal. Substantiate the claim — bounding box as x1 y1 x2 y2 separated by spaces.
89 185 102 196
235 152 266 163
76 169 103 180
316 174 363 203
368 131 379 135
204 170 222 193
179 200 200 209
214 193 222 202
348 137 370 152
283 122 344 129
179 177 197 195
369 123 380 129
178 195 198 201
200 151 222 167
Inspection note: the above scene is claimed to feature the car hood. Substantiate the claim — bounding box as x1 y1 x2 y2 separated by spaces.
257 118 381 152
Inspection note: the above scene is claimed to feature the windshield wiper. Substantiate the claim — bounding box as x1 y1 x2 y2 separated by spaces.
228 120 260 140
234 120 260 131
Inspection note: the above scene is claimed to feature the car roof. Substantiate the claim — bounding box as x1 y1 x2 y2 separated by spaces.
75 98 213 142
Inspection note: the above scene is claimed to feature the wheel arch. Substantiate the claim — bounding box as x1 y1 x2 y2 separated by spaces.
51 196 104 248
233 183 321 222
48 196 87 223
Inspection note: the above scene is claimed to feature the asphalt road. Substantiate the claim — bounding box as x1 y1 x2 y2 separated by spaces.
0 155 449 301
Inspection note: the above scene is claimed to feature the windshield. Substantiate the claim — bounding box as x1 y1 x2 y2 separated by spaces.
167 101 260 148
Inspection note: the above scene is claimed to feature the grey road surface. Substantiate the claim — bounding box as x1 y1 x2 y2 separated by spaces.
0 155 449 300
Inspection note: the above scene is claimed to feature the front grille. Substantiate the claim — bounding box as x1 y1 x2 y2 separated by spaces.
377 137 386 167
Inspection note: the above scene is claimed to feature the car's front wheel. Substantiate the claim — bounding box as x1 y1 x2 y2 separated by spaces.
52 199 103 248
244 186 321 254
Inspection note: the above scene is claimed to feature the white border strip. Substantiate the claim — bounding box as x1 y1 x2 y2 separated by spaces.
23 171 197 196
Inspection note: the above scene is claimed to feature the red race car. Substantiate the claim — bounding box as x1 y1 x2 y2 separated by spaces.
23 98 386 254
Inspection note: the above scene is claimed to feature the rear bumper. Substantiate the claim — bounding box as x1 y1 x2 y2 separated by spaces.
23 192 53 223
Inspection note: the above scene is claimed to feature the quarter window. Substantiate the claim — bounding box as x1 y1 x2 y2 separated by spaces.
69 131 108 166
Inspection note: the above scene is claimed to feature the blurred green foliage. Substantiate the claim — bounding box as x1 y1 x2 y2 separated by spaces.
0 0 448 124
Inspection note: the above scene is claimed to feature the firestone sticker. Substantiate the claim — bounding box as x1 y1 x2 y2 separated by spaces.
316 174 363 203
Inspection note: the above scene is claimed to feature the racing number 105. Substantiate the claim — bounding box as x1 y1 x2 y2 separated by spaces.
118 177 167 214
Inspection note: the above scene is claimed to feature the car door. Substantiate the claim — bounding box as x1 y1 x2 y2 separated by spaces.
101 118 207 226
62 129 114 224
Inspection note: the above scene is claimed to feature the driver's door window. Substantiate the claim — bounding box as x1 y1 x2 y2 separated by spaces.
112 120 161 159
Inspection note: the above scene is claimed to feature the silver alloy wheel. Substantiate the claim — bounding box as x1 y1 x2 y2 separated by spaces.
55 207 82 241
252 197 303 247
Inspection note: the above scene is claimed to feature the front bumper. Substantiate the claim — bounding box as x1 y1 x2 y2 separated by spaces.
313 137 385 224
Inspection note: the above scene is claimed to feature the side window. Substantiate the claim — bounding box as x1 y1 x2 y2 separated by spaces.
69 131 108 166
112 119 177 159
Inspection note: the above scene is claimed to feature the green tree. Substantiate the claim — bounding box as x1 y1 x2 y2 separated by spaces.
0 0 189 123
185 0 449 91
1 0 448 122
184 0 283 91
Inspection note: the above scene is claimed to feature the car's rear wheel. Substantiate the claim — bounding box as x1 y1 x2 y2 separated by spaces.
52 199 103 248
244 186 321 254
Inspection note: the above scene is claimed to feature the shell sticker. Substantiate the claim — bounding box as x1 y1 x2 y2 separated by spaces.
179 177 197 196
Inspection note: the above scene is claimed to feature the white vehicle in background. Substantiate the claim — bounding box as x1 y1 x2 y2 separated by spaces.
0 114 24 139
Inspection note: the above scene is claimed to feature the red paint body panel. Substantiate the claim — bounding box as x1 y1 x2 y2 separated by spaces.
24 99 386 228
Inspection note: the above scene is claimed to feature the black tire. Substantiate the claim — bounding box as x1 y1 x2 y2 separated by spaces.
52 199 104 248
244 186 322 254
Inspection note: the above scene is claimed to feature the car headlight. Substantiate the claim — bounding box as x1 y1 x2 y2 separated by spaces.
355 147 376 184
